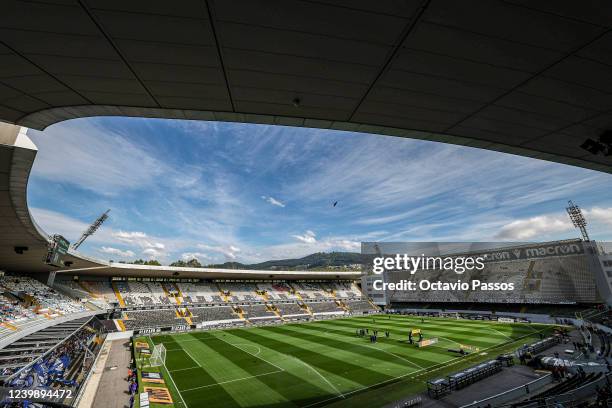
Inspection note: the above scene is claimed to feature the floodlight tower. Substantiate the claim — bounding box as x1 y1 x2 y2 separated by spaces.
72 209 110 250
566 201 590 242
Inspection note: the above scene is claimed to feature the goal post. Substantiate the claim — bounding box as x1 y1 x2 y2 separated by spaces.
149 343 166 367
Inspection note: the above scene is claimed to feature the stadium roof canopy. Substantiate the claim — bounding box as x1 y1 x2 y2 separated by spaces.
0 122 360 278
0 0 612 173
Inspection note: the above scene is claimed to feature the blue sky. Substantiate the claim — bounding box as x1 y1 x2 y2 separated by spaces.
26 117 612 264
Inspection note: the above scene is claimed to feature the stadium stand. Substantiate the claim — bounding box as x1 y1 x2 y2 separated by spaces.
293 283 333 300
178 281 224 303
274 302 308 317
0 316 97 382
257 282 299 300
240 304 279 321
346 300 377 313
190 306 239 324
1 275 87 316
121 309 183 330
1 317 105 407
219 282 261 302
307 301 344 314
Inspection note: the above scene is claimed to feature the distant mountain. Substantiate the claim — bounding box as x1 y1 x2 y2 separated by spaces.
205 252 362 271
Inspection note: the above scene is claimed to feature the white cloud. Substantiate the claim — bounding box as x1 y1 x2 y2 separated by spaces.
261 195 285 208
584 207 612 226
142 248 164 259
28 119 169 194
292 230 317 244
197 244 241 260
327 239 360 251
493 207 612 241
113 230 165 251
29 207 115 243
495 215 572 240
181 252 209 262
99 246 135 258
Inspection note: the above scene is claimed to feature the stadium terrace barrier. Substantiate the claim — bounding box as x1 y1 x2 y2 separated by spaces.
390 308 556 324
537 371 612 407
0 311 97 350
459 373 553 408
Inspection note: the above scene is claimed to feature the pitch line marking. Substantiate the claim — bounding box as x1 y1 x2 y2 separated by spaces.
437 336 463 347
213 334 286 372
365 345 424 370
306 322 426 370
180 370 283 392
488 327 513 340
169 366 200 373
299 327 550 408
231 343 261 356
290 355 345 399
148 336 189 408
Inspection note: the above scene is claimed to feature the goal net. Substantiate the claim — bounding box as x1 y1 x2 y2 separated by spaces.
149 343 166 367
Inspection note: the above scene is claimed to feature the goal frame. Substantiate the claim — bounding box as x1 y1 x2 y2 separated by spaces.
149 343 167 367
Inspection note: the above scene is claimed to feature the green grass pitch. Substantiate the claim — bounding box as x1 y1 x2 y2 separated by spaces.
134 315 555 408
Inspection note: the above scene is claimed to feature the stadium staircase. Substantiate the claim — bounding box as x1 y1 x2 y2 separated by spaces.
267 304 285 321
111 281 126 307
256 290 269 301
172 283 185 305
77 281 99 300
176 307 193 325
336 300 349 312
288 284 303 300
298 301 313 316
216 283 231 302
160 284 176 304
1 322 17 331
115 318 126 332
232 306 248 323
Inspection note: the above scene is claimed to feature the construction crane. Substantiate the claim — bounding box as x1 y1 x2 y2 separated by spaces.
72 209 110 250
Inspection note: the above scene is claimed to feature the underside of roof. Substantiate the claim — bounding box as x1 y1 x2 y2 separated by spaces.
0 1 611 173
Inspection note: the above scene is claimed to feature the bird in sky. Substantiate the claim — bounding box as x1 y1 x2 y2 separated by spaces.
333 201 338 207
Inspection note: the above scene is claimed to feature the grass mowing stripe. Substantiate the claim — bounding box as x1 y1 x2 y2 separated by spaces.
309 326 552 408
143 316 558 408
170 336 244 408
169 366 199 373
291 355 346 399
212 333 286 372
328 316 531 340
320 318 519 347
364 344 425 370
180 370 283 392
487 326 514 340
268 324 434 370
282 322 435 369
304 319 487 354
145 336 188 408
230 326 396 386
213 330 340 407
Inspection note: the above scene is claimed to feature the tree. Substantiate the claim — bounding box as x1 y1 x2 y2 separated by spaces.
170 259 202 268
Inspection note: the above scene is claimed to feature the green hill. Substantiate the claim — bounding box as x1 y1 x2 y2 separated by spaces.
204 252 362 271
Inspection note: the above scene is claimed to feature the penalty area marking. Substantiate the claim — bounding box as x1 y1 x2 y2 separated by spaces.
147 336 189 408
